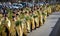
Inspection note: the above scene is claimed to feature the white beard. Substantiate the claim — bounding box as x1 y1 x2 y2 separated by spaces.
8 20 11 28
6 18 11 28
0 21 1 25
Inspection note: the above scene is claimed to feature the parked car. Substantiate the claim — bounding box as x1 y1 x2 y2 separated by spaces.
0 4 2 9
27 3 33 8
17 4 23 9
20 2 26 7
38 2 46 6
12 4 19 9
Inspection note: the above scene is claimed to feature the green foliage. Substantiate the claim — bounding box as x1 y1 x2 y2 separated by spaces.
30 14 37 18
42 12 46 16
33 15 38 18
42 5 45 8
25 16 30 20
20 14 25 19
15 21 22 26
31 14 35 17
0 25 3 33
7 8 13 19
1 19 8 25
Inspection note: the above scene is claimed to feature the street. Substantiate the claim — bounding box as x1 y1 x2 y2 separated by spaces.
27 12 60 36
0 0 60 36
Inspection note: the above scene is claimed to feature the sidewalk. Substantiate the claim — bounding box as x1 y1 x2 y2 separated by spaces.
27 12 60 36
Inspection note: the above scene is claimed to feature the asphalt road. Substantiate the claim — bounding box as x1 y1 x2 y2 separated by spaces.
27 12 60 36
